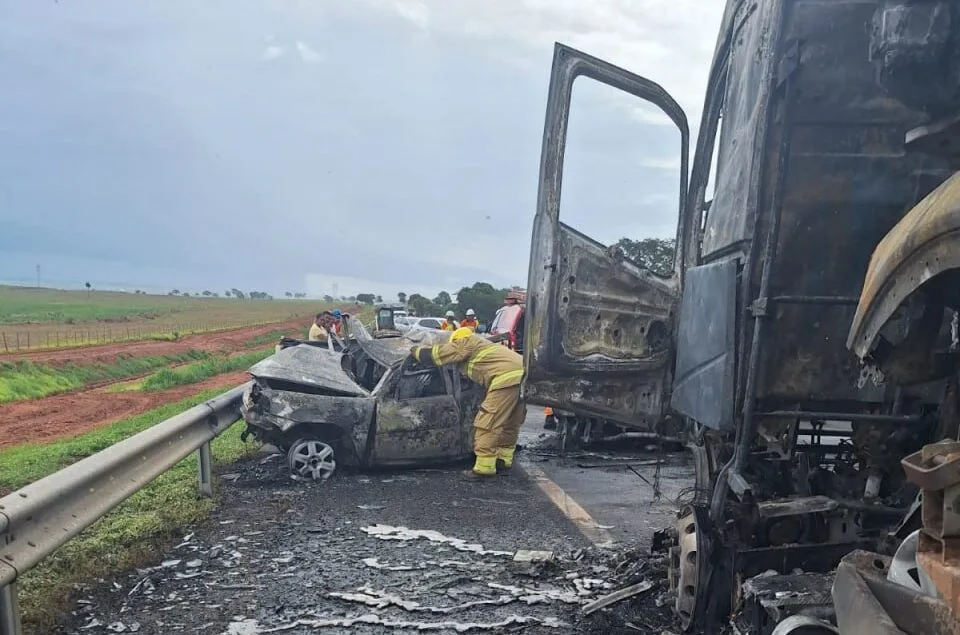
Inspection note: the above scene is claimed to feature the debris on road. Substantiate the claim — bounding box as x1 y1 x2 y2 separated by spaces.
361 524 515 556
581 580 655 615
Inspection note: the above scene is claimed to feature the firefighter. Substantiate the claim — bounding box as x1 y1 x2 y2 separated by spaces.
441 310 459 331
409 327 525 479
460 309 479 331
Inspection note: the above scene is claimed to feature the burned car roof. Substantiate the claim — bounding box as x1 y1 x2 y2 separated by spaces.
353 329 450 368
248 345 368 396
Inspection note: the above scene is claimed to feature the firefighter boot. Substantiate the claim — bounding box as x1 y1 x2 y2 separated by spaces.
461 455 497 481
496 446 515 474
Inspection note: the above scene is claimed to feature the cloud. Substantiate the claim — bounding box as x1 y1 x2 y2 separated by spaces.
262 44 284 60
296 41 323 62
355 0 722 121
640 156 682 170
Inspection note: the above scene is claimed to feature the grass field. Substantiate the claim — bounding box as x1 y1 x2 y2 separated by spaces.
0 285 346 352
0 389 259 631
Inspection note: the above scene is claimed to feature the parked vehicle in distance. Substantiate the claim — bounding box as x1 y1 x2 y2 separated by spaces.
241 328 483 481
396 316 446 332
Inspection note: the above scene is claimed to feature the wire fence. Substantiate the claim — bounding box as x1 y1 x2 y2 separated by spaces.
0 319 289 354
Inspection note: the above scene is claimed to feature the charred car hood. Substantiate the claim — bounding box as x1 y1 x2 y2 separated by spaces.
248 345 368 396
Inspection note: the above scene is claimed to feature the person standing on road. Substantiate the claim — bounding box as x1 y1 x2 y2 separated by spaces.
441 310 459 331
308 312 331 342
409 327 526 479
459 309 479 332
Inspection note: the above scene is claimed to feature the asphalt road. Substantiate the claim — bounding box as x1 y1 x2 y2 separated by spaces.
57 413 694 635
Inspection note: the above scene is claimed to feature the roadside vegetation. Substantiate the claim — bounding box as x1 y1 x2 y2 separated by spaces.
0 388 260 632
139 349 271 392
0 350 211 403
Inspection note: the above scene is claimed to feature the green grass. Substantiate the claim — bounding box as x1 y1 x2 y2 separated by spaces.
139 349 272 392
1 388 260 632
243 329 288 348
0 284 319 325
0 350 212 403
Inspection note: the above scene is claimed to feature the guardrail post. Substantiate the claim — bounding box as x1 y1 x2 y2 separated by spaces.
198 442 213 498
0 583 22 635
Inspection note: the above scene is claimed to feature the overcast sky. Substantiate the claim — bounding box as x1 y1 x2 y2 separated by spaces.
0 0 723 299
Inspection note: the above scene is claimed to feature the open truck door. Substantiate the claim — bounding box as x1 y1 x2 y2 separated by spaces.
522 44 689 427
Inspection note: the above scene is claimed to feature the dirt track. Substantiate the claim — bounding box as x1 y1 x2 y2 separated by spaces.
0 371 252 449
0 319 308 366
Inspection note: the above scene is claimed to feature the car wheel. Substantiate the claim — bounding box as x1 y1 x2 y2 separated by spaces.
287 438 337 481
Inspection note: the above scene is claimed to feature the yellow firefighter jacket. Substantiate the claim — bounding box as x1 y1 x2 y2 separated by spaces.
411 334 523 390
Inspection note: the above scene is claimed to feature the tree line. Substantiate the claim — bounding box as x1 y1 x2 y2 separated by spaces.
155 237 675 311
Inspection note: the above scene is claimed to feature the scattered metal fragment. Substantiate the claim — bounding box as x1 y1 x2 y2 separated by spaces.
187 559 203 568
259 613 566 632
80 618 103 630
357 504 385 510
361 557 422 571
513 550 554 563
361 524 513 556
160 559 181 569
486 582 581 604
582 580 655 615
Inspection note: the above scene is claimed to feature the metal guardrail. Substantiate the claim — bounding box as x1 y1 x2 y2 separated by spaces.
0 383 249 635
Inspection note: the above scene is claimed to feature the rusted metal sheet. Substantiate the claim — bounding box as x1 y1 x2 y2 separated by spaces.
848 173 960 359
833 550 960 635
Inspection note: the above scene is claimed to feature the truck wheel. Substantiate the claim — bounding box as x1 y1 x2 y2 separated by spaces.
287 438 337 481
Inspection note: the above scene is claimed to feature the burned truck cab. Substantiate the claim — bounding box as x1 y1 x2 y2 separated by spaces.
524 0 960 631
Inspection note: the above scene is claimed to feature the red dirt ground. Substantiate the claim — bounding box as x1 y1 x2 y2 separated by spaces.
0 371 252 449
0 319 308 366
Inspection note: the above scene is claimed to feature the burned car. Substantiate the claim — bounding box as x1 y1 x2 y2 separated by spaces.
240 328 483 480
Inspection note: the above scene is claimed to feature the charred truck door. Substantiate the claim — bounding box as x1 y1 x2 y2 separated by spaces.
522 44 690 429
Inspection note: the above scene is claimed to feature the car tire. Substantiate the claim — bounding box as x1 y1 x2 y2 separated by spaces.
287 437 338 481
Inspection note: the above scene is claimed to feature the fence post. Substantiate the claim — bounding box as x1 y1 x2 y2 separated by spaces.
198 442 213 498
15 333 19 351
1 333 6 353
0 583 22 635
25 333 29 350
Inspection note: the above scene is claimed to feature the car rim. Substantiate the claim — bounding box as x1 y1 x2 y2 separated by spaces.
287 439 337 481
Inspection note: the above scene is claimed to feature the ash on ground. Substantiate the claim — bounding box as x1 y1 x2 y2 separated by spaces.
56 451 683 635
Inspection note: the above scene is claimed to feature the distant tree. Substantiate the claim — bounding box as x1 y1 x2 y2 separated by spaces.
171 289 181 296
347 295 357 302
407 293 439 317
202 290 213 297
284 291 293 298
398 292 407 305
454 282 508 324
85 282 92 294
212 292 219 297
224 290 231 298
295 293 306 299
323 295 334 303
433 291 452 308
614 237 676 277
356 293 376 305
375 295 383 303
183 292 191 297
231 288 245 300
134 289 141 294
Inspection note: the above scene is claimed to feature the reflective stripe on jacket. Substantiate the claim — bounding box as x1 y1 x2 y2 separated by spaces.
412 334 523 390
